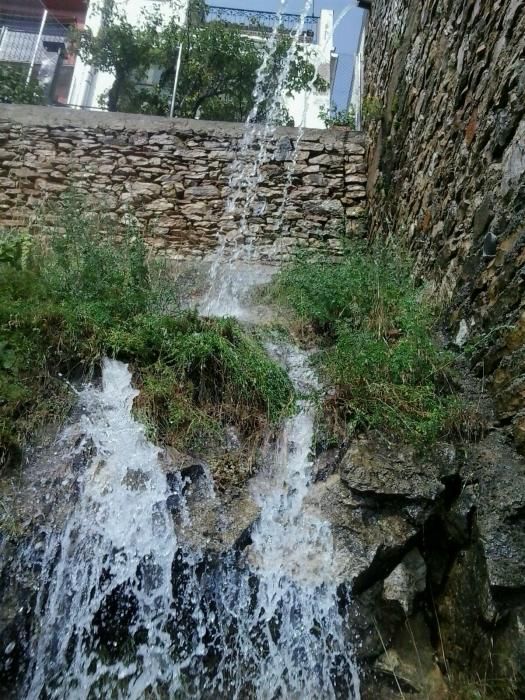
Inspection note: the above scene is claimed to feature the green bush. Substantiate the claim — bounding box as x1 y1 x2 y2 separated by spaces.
362 95 383 124
0 195 294 469
319 105 356 129
270 244 460 445
0 64 44 105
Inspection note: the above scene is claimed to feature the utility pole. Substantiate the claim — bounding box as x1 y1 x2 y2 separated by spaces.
169 0 190 118
27 8 48 84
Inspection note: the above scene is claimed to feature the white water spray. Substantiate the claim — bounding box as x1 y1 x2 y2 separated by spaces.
202 0 315 316
25 360 182 699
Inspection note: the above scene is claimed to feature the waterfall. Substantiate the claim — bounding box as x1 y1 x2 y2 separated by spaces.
18 2 362 697
23 353 359 699
202 0 314 316
24 360 183 699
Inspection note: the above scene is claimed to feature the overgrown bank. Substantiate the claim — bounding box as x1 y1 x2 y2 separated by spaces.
269 245 477 448
0 197 294 475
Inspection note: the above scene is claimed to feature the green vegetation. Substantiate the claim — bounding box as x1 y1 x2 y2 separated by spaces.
362 95 383 124
0 64 44 106
73 0 327 121
270 244 464 446
0 195 294 471
319 105 356 129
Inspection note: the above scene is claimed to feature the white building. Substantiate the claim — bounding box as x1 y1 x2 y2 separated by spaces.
68 1 335 129
286 9 337 130
68 0 189 109
348 1 370 130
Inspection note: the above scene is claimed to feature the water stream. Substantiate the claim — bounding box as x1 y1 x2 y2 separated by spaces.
22 345 359 699
16 2 361 696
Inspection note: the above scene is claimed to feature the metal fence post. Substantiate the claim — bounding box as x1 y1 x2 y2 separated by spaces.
169 43 183 118
26 7 48 84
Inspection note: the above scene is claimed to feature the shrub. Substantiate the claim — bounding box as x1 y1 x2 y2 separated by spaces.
0 64 44 105
270 244 461 445
362 95 383 124
319 105 356 129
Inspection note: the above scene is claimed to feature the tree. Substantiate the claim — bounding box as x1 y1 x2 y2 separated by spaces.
73 2 156 111
0 64 44 105
73 1 328 123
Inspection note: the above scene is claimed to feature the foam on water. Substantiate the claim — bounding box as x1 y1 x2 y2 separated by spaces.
25 360 182 699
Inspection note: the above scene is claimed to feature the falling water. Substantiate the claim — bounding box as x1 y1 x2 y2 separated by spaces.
17 2 362 697
167 342 360 699
22 352 360 699
24 360 183 699
202 0 314 316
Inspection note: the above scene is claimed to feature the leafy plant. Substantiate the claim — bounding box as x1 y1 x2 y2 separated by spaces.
319 105 356 129
362 95 383 124
0 231 33 268
270 244 464 445
0 64 44 105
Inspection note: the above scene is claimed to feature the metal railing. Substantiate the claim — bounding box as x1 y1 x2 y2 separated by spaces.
0 1 79 106
206 6 320 44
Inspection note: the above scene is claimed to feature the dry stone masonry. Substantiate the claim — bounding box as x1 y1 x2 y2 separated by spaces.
0 106 366 260
364 0 525 454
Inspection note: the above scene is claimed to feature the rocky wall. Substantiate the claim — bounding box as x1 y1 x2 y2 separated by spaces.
0 105 366 260
363 0 525 453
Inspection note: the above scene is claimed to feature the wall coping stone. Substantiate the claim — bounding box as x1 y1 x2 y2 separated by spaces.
0 105 366 145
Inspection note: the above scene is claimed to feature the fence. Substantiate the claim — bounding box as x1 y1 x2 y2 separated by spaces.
206 6 320 44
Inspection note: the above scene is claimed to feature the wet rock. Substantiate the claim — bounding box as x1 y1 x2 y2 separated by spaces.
468 433 525 590
272 137 293 161
437 541 497 671
339 436 445 504
304 474 418 589
382 548 427 615
312 447 343 482
491 606 525 696
373 614 448 699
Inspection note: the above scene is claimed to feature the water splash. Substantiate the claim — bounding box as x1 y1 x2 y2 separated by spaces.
25 360 182 699
23 352 360 699
166 342 361 699
201 0 315 316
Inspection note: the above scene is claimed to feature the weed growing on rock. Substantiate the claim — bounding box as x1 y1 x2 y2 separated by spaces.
0 195 294 471
270 243 464 446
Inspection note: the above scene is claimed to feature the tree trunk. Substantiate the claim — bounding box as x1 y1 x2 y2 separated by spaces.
107 72 124 112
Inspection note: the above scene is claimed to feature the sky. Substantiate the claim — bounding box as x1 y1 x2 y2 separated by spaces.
207 0 365 108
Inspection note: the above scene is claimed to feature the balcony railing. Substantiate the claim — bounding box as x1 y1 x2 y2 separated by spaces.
206 6 319 44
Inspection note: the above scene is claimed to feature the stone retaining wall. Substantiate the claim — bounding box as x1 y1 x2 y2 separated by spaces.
364 0 525 452
0 106 366 260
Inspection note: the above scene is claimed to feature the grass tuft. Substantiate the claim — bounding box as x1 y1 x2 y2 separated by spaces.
270 244 468 446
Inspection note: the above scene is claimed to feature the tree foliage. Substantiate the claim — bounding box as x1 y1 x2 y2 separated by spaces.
0 64 44 106
73 0 328 122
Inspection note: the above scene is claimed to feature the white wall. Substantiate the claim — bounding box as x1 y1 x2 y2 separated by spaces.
68 0 189 109
284 9 335 129
349 15 366 130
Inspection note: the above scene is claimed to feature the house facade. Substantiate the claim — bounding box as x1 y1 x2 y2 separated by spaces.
0 0 87 105
67 0 189 109
66 1 335 127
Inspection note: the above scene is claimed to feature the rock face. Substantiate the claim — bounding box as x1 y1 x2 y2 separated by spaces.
307 428 525 697
0 106 366 261
363 0 525 454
